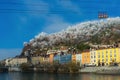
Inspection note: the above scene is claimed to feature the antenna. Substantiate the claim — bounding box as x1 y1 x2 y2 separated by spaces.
98 11 108 19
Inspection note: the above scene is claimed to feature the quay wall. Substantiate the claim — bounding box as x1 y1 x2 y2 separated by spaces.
80 66 120 73
7 66 120 73
8 67 21 72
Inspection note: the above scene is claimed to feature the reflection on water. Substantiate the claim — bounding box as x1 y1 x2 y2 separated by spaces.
0 72 120 80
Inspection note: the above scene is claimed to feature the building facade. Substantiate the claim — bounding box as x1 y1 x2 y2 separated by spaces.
5 57 27 67
76 54 82 66
49 54 54 63
90 49 96 65
91 48 120 66
31 56 44 65
59 54 72 64
81 51 90 65
72 54 76 62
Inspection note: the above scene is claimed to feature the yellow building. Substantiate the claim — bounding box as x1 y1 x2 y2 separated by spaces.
31 56 44 65
94 48 120 66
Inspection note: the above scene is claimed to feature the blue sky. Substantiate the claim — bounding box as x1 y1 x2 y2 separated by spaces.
0 0 119 60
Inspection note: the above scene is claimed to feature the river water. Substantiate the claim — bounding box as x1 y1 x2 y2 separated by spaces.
0 72 120 80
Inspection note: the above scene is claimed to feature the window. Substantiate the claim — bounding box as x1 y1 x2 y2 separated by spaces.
94 56 96 58
98 52 100 55
106 51 108 53
102 59 104 62
106 53 108 55
114 54 116 57
98 55 100 58
110 50 112 53
102 55 104 58
110 58 112 61
91 53 93 55
102 52 104 55
106 59 108 62
114 50 116 53
106 55 108 57
91 56 93 58
110 54 112 57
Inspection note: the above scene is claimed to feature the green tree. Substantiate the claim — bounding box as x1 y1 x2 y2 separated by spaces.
68 62 79 73
76 43 90 51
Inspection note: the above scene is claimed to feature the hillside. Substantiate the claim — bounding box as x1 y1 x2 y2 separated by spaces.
21 17 120 56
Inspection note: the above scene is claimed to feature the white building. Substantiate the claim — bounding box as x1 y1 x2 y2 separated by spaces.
5 57 27 67
47 50 57 54
76 54 82 66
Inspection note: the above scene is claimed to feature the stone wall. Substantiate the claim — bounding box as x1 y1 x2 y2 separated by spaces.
80 66 120 73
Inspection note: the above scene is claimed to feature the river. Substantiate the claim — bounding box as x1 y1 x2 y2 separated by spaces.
0 72 120 80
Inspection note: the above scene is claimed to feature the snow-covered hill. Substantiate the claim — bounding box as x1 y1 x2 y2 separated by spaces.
24 17 120 49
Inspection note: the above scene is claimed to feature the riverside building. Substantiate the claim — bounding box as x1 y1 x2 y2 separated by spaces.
90 48 120 66
81 50 90 65
5 57 27 67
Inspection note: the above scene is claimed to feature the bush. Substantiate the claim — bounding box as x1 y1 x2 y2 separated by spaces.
20 63 33 71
